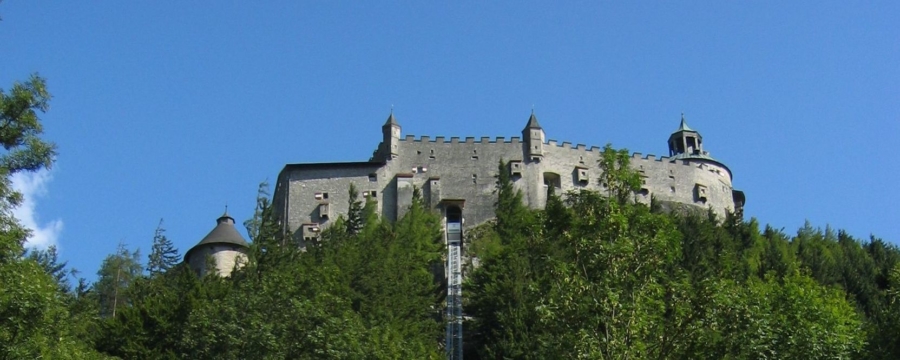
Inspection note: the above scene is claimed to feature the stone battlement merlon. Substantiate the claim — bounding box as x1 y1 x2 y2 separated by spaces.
399 134 525 144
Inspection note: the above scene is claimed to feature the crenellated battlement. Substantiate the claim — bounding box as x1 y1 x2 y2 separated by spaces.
400 135 523 144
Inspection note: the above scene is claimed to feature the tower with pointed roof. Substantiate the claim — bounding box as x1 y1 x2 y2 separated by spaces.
382 111 401 160
522 111 545 160
184 211 249 277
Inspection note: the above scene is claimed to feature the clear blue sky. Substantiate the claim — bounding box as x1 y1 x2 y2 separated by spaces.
1 2 897 279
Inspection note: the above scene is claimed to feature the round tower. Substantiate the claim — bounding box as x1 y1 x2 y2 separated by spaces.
184 211 249 277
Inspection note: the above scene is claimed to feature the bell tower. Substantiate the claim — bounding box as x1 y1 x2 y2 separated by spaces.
668 114 703 156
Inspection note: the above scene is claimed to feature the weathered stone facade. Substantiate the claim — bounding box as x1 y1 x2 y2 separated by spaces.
273 113 745 247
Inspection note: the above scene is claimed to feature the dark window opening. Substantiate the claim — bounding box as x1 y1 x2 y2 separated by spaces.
543 172 561 189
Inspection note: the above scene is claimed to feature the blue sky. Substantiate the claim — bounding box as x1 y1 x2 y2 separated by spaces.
1 2 897 279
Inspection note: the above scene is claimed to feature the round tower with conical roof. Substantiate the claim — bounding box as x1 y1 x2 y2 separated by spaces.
184 211 249 277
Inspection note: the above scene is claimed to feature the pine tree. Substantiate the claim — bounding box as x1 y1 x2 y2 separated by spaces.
147 219 180 276
26 245 72 293
346 183 364 235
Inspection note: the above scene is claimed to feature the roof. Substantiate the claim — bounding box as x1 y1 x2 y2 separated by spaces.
184 212 249 262
674 114 696 133
670 152 732 179
525 112 542 129
281 161 384 172
383 112 399 127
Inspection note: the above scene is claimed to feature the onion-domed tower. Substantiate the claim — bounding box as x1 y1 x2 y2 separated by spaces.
184 211 249 277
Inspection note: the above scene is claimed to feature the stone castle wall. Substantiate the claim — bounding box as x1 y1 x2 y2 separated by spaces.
274 120 741 245
187 245 248 277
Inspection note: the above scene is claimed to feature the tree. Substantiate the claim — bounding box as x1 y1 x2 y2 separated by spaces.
0 74 56 260
465 160 544 358
95 242 143 318
597 143 641 205
147 219 180 276
25 244 73 293
346 183 364 235
0 74 106 358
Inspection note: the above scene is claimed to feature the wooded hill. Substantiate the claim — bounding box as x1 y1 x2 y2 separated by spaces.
2 77 899 359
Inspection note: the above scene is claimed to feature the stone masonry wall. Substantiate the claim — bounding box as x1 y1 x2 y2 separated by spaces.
274 125 740 246
187 245 248 277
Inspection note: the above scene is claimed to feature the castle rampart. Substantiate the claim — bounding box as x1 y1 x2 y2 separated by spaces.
274 113 744 246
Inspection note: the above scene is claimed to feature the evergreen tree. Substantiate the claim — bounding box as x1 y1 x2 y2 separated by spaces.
25 244 72 293
346 183 364 235
466 159 544 358
147 218 180 276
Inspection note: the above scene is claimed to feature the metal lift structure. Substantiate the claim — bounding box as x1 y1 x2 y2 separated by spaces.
445 207 463 360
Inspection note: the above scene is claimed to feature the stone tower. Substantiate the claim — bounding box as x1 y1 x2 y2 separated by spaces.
668 114 703 156
522 111 545 160
184 211 249 277
382 112 401 160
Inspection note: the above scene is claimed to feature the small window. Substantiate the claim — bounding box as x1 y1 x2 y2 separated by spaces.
471 156 479 160
543 172 561 189
472 174 477 184
368 173 377 182
695 184 708 204
575 168 589 185
509 161 523 176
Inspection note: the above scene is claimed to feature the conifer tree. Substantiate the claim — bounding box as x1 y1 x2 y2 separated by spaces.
147 218 180 276
346 183 364 235
26 245 72 293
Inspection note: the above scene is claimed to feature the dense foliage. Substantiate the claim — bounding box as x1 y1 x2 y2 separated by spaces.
2 76 899 359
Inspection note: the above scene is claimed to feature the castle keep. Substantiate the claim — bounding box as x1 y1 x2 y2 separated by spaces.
273 113 745 246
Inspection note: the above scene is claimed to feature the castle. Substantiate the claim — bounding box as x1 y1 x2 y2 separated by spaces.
271 112 745 246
